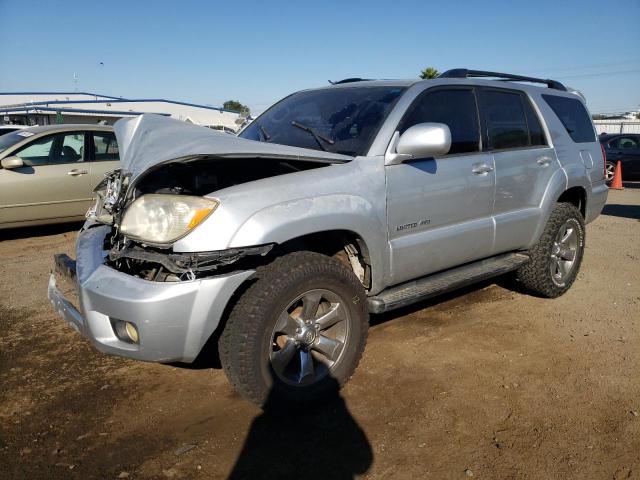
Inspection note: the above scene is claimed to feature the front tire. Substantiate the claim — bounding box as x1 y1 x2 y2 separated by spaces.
219 251 369 407
605 161 616 184
516 203 585 298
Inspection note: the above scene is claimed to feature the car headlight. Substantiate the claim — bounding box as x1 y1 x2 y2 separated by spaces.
120 194 219 244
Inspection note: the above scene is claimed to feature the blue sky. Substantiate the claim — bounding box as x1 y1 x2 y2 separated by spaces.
1 0 639 115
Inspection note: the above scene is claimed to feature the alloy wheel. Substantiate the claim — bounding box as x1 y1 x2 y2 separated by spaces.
269 289 350 387
550 219 580 285
605 162 616 182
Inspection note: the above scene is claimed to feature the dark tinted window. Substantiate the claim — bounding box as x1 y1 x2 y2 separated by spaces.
240 86 406 157
542 94 595 143
400 89 479 154
0 130 31 152
0 127 21 135
483 90 529 149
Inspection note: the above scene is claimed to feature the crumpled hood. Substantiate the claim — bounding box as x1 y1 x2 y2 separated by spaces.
114 114 352 181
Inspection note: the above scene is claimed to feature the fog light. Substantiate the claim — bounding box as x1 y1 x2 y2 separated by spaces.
124 322 139 343
111 319 140 344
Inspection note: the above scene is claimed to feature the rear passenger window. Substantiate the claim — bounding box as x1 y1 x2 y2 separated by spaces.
400 89 479 155
92 131 119 161
483 90 529 149
542 94 595 143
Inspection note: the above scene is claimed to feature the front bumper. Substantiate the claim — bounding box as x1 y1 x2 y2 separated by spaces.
47 225 254 363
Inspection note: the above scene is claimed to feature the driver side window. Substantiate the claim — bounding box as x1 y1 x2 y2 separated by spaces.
399 88 480 155
14 132 85 166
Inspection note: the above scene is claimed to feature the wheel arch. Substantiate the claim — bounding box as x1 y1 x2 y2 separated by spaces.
272 229 372 286
528 168 588 248
557 186 587 218
228 195 389 293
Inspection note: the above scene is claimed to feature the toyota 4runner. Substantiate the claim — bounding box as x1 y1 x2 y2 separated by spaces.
48 69 608 406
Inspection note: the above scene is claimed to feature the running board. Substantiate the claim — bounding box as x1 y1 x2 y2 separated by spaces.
367 253 530 314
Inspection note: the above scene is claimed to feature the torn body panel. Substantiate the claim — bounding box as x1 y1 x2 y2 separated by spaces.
107 242 272 280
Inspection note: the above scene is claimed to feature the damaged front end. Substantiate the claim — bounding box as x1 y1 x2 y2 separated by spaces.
48 223 257 363
83 121 344 281
84 155 322 281
86 168 129 226
48 113 354 363
107 242 272 281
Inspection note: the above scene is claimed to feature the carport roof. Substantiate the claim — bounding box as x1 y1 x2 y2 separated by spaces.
0 106 170 117
0 92 238 113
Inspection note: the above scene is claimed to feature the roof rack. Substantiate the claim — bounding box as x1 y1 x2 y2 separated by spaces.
438 69 567 91
329 78 371 85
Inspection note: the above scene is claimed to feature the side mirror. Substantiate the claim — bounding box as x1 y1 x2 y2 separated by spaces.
386 123 451 165
1 156 24 170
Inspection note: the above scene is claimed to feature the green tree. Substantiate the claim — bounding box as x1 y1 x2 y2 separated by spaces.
223 100 250 115
419 67 440 79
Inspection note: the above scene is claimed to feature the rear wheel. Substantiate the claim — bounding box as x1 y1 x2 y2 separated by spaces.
219 251 369 407
516 203 585 298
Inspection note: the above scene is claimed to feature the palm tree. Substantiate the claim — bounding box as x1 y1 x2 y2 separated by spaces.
420 67 440 79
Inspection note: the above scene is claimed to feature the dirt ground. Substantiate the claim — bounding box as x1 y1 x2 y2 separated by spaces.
1 187 639 480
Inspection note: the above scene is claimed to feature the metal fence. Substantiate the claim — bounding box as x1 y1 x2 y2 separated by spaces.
593 120 640 135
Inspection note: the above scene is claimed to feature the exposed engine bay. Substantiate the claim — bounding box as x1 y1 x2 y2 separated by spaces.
133 156 329 198
90 156 332 282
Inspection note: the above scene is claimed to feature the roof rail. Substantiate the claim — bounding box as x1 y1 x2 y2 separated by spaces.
438 69 567 91
329 78 371 85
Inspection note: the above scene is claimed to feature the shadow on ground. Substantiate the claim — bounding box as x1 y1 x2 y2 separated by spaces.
602 203 640 220
227 377 373 480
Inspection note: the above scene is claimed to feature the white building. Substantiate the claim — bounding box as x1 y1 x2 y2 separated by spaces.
0 92 243 132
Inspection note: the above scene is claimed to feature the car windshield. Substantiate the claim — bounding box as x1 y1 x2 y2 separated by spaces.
0 131 31 153
239 86 406 157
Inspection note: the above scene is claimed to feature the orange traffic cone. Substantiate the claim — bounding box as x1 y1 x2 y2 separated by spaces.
610 160 624 190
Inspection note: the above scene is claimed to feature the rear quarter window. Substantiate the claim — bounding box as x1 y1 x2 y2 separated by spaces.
542 94 595 143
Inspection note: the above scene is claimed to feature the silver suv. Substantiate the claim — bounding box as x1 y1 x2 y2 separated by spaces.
48 69 608 406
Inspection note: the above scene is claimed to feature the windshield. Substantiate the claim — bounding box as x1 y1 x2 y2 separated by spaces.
0 131 31 153
240 86 406 157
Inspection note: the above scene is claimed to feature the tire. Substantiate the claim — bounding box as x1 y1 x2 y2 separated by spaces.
605 161 616 184
219 251 369 407
516 203 585 298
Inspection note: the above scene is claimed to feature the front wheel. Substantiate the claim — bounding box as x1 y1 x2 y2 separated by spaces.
516 203 585 298
219 251 369 407
605 161 616 184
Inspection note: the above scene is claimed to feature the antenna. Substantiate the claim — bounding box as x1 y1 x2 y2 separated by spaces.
73 72 79 92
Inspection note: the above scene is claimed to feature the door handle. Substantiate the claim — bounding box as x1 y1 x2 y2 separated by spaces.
67 169 88 176
472 162 493 175
536 156 552 166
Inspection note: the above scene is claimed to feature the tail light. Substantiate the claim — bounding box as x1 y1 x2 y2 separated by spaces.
600 143 607 180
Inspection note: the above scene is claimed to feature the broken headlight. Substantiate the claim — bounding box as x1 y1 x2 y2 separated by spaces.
86 170 124 224
119 194 218 245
